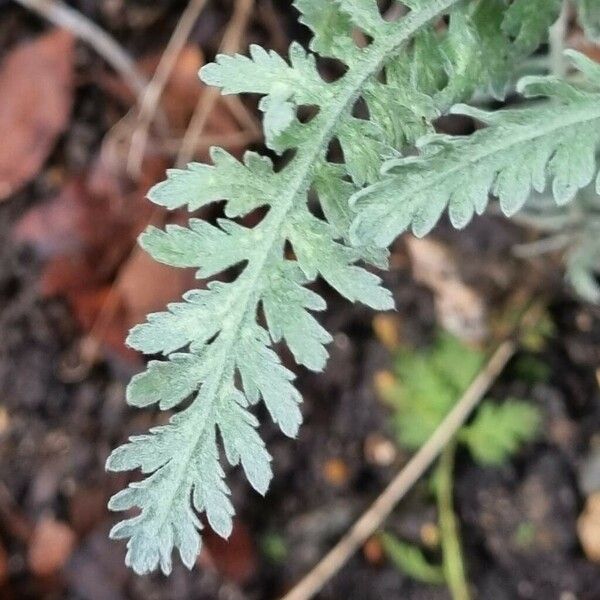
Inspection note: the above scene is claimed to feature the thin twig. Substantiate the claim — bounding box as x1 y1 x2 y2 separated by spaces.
177 0 256 167
512 233 574 258
222 95 262 137
549 0 570 78
280 304 543 600
159 129 262 154
14 0 148 96
127 0 210 176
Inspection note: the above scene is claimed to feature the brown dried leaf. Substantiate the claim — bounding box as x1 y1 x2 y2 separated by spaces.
0 542 7 586
0 29 74 201
405 236 488 343
28 517 76 576
201 521 257 584
117 246 197 331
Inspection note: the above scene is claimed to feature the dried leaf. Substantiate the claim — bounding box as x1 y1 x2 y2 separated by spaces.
405 236 488 343
28 517 76 576
0 29 74 201
202 521 257 584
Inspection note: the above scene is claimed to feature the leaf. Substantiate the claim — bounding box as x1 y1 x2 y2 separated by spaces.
380 532 445 585
28 518 76 577
460 399 541 466
147 148 277 215
293 0 357 62
351 51 600 247
336 0 386 36
0 29 74 201
578 0 600 42
108 0 557 575
516 184 600 304
386 332 485 449
502 0 561 55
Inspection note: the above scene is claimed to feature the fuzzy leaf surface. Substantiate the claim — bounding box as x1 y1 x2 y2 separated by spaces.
352 51 600 247
108 0 475 575
108 0 563 575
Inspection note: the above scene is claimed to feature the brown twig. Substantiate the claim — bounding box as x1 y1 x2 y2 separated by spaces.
177 0 256 167
14 0 148 96
159 129 262 154
126 0 210 176
222 95 262 138
280 303 543 600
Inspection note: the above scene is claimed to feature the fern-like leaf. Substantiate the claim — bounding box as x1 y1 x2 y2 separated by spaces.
460 399 541 466
107 0 563 574
351 50 600 247
385 332 485 450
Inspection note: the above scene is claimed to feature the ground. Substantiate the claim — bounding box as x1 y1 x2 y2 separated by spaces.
0 1 599 599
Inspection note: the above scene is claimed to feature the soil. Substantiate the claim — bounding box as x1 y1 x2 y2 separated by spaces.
0 1 599 599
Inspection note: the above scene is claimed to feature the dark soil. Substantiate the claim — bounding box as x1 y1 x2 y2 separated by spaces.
0 1 599 599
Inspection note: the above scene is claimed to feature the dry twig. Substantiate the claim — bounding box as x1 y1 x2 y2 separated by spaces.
14 0 148 96
126 0 210 176
177 0 256 167
280 303 542 600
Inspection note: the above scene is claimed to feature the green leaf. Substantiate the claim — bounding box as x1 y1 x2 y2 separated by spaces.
148 148 276 215
336 0 385 36
381 532 445 585
109 0 471 575
460 399 541 466
578 0 600 42
294 0 357 62
388 333 484 450
502 0 561 55
140 219 255 279
108 0 560 575
352 50 600 247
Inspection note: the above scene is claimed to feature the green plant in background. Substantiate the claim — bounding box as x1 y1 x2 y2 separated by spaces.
105 0 600 575
378 333 541 599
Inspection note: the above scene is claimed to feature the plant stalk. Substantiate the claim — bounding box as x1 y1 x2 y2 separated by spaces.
435 442 471 600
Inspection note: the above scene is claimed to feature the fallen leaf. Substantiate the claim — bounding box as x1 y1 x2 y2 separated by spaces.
12 171 155 362
117 244 197 331
68 486 109 536
152 45 206 131
100 45 244 161
202 520 257 585
372 314 402 351
0 29 74 201
28 516 76 577
405 236 488 343
363 536 384 565
363 433 397 467
373 370 396 399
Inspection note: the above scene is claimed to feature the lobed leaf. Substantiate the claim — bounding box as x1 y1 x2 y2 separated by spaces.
352 51 600 247
108 0 564 575
460 399 541 466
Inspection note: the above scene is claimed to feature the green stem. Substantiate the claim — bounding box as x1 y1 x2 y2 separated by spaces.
435 442 471 600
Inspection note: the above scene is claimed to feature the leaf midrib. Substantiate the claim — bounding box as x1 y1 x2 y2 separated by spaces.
384 100 600 198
